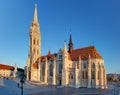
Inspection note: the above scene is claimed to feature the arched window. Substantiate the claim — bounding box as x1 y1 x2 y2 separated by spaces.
84 63 86 69
69 73 73 79
59 63 62 74
98 71 99 80
98 63 100 69
49 64 53 76
42 63 45 76
59 55 62 60
92 63 95 68
37 40 39 45
98 63 100 80
77 63 79 69
92 71 95 79
82 71 84 79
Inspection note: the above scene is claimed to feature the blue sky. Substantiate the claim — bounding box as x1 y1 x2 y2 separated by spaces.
0 0 120 73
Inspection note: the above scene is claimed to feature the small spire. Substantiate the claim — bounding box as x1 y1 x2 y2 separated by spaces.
68 34 73 53
33 4 38 23
48 49 51 56
70 34 72 44
64 40 67 52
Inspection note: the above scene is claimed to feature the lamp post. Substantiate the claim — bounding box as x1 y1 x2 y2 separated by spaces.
17 77 25 95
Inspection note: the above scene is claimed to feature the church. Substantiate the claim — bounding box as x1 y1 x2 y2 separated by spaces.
26 5 107 89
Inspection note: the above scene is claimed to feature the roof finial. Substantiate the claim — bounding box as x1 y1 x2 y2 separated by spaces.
34 4 38 23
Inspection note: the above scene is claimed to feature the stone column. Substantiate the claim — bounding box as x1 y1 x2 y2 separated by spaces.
75 63 80 88
100 66 104 89
26 67 29 80
78 56 82 87
45 57 48 84
87 55 91 88
38 63 41 81
53 56 56 85
104 68 107 88
30 65 33 81
95 64 99 88
62 51 68 86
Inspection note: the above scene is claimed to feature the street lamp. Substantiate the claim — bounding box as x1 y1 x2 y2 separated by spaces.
17 77 25 95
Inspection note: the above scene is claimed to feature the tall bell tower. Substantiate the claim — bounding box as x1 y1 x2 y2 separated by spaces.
29 4 41 63
27 4 41 80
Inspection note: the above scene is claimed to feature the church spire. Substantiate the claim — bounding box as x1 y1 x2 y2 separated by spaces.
70 34 73 44
33 4 38 23
68 34 73 53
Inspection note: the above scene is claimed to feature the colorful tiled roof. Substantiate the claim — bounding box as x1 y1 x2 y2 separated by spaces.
32 46 102 69
0 64 14 70
33 53 57 69
70 46 102 60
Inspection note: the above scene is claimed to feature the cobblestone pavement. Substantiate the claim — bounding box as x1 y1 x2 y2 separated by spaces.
29 87 113 95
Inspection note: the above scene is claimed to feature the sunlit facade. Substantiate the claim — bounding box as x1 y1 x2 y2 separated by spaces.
26 5 107 89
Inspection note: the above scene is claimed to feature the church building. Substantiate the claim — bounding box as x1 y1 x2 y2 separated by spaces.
26 5 107 89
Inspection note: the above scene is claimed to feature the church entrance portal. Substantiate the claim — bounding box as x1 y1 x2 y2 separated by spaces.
59 79 61 85
58 76 62 85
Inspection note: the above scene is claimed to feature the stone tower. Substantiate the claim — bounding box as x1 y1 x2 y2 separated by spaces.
26 4 41 80
29 4 41 63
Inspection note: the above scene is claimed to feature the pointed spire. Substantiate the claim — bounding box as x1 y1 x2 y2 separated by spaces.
33 4 38 23
48 49 51 56
70 34 73 44
64 40 67 52
68 34 73 53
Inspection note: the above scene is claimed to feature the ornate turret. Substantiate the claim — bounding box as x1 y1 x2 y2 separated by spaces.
64 41 67 52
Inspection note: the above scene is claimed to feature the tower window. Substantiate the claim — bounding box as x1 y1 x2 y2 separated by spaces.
37 40 39 45
34 38 36 45
34 48 36 54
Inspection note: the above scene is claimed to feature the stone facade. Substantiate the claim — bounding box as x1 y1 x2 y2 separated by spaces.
0 64 24 78
26 4 107 89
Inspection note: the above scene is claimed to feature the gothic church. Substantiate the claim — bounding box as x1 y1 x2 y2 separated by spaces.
26 5 107 89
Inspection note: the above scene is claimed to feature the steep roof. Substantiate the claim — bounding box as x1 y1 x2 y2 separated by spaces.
32 46 102 69
32 53 57 69
70 46 102 60
0 64 14 70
